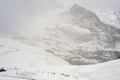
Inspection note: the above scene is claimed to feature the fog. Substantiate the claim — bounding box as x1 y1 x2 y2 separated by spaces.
0 0 61 33
0 0 120 34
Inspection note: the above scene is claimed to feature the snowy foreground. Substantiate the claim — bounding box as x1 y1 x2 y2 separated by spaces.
0 60 120 80
0 36 120 80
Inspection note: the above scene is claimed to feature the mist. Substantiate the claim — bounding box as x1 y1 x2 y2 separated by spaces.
0 0 120 35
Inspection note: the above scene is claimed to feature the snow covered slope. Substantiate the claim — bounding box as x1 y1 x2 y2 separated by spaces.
0 36 69 70
0 58 120 80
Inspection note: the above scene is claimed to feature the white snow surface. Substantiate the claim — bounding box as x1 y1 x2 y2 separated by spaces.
0 36 120 80
0 37 69 69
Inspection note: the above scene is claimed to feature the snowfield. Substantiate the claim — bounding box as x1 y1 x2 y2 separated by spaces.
0 37 69 69
0 36 120 80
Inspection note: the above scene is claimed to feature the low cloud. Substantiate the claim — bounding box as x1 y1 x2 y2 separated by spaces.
0 0 120 34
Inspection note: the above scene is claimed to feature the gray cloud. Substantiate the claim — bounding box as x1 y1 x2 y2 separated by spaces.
0 0 60 33
0 0 120 33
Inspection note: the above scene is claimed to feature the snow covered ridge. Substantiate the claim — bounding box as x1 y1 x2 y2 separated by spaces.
0 58 120 80
13 4 120 65
95 10 120 29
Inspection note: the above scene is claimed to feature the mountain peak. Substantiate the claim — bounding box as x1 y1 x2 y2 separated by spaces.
70 4 86 12
69 4 99 21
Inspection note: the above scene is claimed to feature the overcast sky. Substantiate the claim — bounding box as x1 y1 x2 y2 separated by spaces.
0 0 120 33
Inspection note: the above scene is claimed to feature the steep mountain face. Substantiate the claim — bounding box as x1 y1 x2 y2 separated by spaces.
68 4 115 47
95 10 120 49
95 10 120 29
14 4 120 65
59 4 120 64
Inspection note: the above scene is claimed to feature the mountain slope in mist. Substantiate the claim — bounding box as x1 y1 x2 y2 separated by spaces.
0 36 69 69
12 4 120 65
0 3 120 80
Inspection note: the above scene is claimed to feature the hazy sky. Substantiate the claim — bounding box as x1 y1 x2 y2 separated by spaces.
0 0 120 33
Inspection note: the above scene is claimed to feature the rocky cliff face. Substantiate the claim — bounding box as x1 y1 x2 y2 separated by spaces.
14 4 120 65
